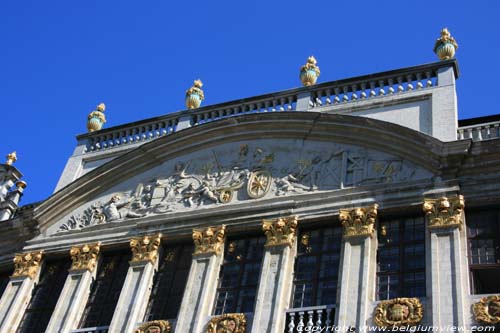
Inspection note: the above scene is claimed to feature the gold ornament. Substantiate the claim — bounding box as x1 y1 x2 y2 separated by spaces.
130 234 162 264
473 295 500 325
433 28 458 60
12 250 44 279
87 103 107 132
262 215 299 247
70 243 101 272
339 204 378 239
135 320 171 333
300 56 321 86
374 298 424 328
192 225 226 256
185 79 205 109
247 170 272 199
5 151 17 166
423 195 464 229
207 313 246 333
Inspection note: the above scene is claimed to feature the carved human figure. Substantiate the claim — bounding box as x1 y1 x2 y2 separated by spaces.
182 183 198 207
199 180 218 204
103 195 145 221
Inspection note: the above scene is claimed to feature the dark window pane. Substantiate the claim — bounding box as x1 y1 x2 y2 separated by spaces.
0 270 11 299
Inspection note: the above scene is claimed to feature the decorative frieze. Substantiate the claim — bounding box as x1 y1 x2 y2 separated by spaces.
473 295 500 325
207 313 246 333
262 215 298 247
339 204 378 239
193 225 226 256
422 195 464 229
130 233 162 264
69 242 101 272
374 297 424 328
12 250 43 279
135 320 171 333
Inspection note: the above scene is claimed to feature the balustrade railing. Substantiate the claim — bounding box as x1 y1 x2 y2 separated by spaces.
71 326 109 333
285 305 336 333
457 121 500 141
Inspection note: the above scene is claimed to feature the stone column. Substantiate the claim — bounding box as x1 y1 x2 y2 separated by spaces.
175 225 226 333
108 234 162 333
251 215 298 333
0 251 43 333
335 205 379 331
46 243 101 333
423 195 468 328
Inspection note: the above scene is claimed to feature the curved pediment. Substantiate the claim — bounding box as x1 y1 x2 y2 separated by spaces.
35 112 456 234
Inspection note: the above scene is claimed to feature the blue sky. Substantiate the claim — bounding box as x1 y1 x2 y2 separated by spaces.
2 0 499 204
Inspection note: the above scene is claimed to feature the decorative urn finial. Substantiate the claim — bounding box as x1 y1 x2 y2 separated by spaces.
185 79 205 109
87 103 107 133
5 151 17 166
433 28 458 60
300 56 320 86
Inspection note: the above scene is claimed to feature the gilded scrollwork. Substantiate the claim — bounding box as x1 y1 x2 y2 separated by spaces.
339 204 378 239
130 233 162 264
69 243 101 272
193 225 226 256
423 195 464 229
262 215 298 247
207 313 246 333
374 297 424 328
473 295 500 325
12 250 44 279
135 320 171 333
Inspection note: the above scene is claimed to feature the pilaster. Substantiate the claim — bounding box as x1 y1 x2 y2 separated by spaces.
431 65 458 141
175 225 226 333
46 243 101 333
335 205 378 330
0 251 43 333
108 234 162 333
251 215 298 333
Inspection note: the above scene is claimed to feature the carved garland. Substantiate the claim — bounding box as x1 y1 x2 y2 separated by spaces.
374 297 424 328
207 313 246 333
70 243 101 272
135 320 171 333
339 204 378 239
12 250 44 279
193 225 226 256
130 234 162 264
262 215 298 247
473 295 500 325
422 195 464 229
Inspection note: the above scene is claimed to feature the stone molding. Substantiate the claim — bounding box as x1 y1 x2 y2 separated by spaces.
207 313 246 333
423 195 464 229
339 204 378 239
130 233 162 264
135 320 171 333
374 297 424 328
193 225 226 256
473 295 500 325
262 215 298 247
12 250 43 279
69 242 101 272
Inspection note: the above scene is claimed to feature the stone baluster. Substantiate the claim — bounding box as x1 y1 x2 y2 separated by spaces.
288 312 296 333
306 310 314 329
316 309 323 327
351 84 358 100
360 83 367 99
397 76 404 92
406 74 414 90
416 72 424 89
388 78 395 94
369 81 376 97
425 71 433 87
334 87 341 104
325 307 333 326
46 243 101 333
342 86 349 102
378 80 385 96
297 312 305 330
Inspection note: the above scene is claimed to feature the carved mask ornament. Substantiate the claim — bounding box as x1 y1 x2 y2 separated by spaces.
207 313 246 333
374 298 423 328
262 215 298 247
423 195 464 229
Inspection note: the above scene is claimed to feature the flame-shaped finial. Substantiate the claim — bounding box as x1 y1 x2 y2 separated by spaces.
96 103 106 112
6 151 17 166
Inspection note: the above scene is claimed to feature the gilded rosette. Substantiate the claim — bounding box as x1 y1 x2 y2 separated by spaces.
300 56 320 86
12 250 44 279
262 215 298 247
130 233 162 264
207 313 246 333
70 242 101 272
374 297 424 328
433 28 458 60
473 295 500 325
135 320 171 333
423 195 464 229
192 225 226 256
339 204 378 239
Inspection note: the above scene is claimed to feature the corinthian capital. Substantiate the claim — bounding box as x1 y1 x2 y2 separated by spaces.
339 204 378 239
12 250 44 279
130 234 162 264
423 195 464 230
70 242 101 272
262 215 298 247
192 225 226 256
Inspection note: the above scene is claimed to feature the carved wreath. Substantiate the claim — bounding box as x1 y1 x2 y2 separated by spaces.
135 320 171 333
207 313 246 333
374 298 423 328
473 295 500 325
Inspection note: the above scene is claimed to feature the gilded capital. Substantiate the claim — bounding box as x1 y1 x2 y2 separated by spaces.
339 204 378 239
423 195 464 229
193 225 226 256
12 250 44 279
6 151 17 166
70 242 101 272
135 320 171 333
374 297 424 328
207 313 246 333
262 215 298 247
473 295 500 325
130 233 162 264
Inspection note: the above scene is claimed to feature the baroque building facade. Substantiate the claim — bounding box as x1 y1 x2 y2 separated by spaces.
1 39 500 333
